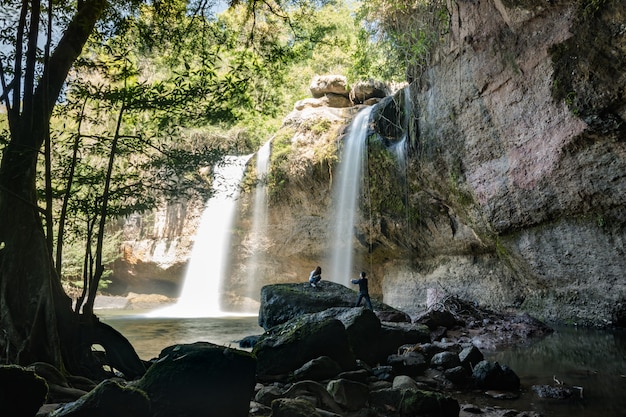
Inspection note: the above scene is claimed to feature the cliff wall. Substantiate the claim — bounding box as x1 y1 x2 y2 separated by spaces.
114 1 626 326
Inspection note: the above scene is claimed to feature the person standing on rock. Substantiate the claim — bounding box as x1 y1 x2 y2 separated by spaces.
309 266 322 287
351 271 373 310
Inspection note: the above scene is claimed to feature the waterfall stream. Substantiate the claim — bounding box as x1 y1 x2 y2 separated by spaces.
243 139 271 310
146 155 252 318
327 106 373 286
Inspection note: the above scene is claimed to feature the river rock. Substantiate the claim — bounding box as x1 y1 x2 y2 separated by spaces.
282 380 344 414
253 314 356 378
49 379 149 417
326 378 369 410
472 360 520 391
258 281 408 330
370 387 460 417
135 342 256 417
293 356 343 381
270 398 323 417
386 352 428 376
0 365 48 417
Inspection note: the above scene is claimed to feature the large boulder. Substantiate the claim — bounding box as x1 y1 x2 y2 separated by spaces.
309 75 350 98
0 365 48 417
253 314 357 379
472 360 520 391
135 342 256 417
258 281 409 330
370 387 460 417
49 380 149 417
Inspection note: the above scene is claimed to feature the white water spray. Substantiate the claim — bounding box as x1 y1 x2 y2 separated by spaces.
327 106 373 286
146 155 252 318
243 139 271 310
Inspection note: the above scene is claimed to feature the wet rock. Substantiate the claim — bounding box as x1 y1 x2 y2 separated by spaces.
258 282 406 330
293 356 343 381
136 342 256 417
0 365 48 417
370 387 460 417
254 384 284 406
444 366 470 386
282 380 344 414
430 351 461 370
392 375 421 391
50 379 149 417
253 315 356 378
387 352 428 376
458 345 484 371
472 361 520 391
270 398 323 417
327 378 369 410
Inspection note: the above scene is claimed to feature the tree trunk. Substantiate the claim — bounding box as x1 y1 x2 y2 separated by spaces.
0 0 145 380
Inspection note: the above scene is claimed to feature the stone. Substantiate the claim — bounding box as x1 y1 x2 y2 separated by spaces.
282 380 343 414
254 385 285 406
472 360 520 391
387 352 428 376
270 398 323 417
309 75 350 98
257 282 405 330
293 356 343 381
349 79 389 104
0 365 48 417
430 351 461 370
135 342 256 417
392 375 421 391
370 387 460 417
253 314 356 378
459 345 484 370
444 365 470 386
49 379 149 417
326 378 369 410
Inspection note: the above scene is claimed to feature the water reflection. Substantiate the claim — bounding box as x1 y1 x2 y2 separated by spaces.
462 325 626 417
102 314 626 417
100 313 263 360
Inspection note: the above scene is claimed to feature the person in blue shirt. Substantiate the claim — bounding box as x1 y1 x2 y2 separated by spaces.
309 266 322 287
351 271 373 310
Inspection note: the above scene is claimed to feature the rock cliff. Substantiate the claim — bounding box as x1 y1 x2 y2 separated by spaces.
114 1 626 326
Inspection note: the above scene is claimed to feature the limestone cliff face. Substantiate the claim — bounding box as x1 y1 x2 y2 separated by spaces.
115 2 626 326
233 1 626 325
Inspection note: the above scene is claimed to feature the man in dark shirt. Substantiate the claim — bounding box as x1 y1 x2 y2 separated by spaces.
351 271 373 310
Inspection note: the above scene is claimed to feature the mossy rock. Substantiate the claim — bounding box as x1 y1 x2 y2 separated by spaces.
0 365 48 417
136 342 256 417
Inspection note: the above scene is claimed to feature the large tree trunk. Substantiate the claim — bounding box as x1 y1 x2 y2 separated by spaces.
0 0 145 380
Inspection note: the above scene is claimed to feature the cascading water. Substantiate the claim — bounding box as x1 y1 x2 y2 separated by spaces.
243 139 271 310
146 154 252 318
327 106 373 286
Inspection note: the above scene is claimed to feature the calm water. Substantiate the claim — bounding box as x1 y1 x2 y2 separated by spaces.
100 311 263 360
466 325 626 417
101 313 626 417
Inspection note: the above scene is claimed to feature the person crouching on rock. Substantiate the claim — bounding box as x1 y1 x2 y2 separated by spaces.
309 266 322 287
352 271 373 310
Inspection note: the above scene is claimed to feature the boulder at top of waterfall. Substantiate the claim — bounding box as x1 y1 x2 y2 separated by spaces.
258 281 410 330
309 75 350 98
350 79 390 104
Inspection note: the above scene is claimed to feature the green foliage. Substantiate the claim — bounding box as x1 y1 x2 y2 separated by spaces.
267 128 295 199
356 0 449 81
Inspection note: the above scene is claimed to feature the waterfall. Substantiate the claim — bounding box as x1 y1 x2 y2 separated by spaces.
327 106 373 286
243 139 271 311
146 154 252 318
